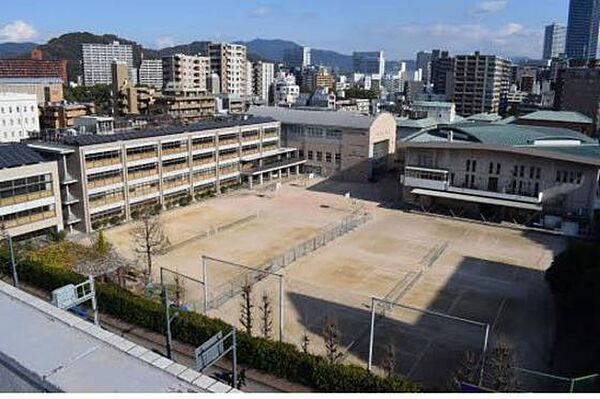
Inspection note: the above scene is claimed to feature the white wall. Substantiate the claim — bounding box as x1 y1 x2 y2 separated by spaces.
0 93 39 142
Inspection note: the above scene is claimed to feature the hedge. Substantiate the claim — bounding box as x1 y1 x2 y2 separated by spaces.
0 254 419 392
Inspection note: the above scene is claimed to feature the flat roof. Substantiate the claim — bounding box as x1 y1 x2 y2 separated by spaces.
518 110 594 124
249 105 379 129
0 144 46 169
44 116 277 147
0 281 237 393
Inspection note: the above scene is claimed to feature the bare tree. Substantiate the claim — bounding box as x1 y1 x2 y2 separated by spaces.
131 210 170 280
239 283 254 335
452 351 480 390
485 336 519 392
323 317 343 364
382 343 397 378
259 292 273 338
301 332 310 354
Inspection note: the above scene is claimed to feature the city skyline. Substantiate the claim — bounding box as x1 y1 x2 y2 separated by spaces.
0 0 570 59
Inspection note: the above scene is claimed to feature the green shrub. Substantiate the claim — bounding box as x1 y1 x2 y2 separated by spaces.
0 253 418 393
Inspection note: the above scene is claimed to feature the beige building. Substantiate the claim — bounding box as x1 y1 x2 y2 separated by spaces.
400 124 600 236
209 43 248 96
0 144 63 238
28 116 304 233
41 102 95 130
162 54 210 91
249 106 397 181
159 88 216 123
0 78 63 105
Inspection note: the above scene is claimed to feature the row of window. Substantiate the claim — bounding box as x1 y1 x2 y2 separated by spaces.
0 174 52 199
1 117 37 127
0 105 36 114
302 150 341 164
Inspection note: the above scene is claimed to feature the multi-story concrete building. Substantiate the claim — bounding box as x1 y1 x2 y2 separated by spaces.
352 51 385 77
28 117 303 233
452 52 511 116
0 93 39 142
412 101 456 124
0 78 64 105
565 0 600 60
159 88 216 123
208 43 248 96
543 23 567 60
162 54 209 91
41 102 95 130
245 61 254 100
249 106 397 181
416 51 432 85
555 66 600 130
283 47 311 69
0 144 63 238
138 59 163 88
252 61 274 103
400 123 600 236
430 50 455 97
514 110 595 136
273 72 300 106
82 42 134 86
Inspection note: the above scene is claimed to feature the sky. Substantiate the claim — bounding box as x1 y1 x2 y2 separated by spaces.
0 0 570 60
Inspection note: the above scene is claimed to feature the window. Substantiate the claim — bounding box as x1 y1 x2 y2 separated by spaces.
335 153 341 163
529 166 535 179
556 170 561 182
316 151 322 162
466 160 471 172
496 163 501 175
489 162 494 174
536 168 541 180
298 149 304 159
576 172 582 184
472 160 477 173
307 150 313 160
519 165 524 178
326 152 332 163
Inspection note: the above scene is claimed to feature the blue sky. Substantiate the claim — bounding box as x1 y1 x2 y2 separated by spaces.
0 0 569 59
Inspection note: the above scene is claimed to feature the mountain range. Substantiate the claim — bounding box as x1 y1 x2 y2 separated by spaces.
0 32 403 81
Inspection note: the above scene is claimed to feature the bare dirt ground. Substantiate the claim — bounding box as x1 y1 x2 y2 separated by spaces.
105 177 566 389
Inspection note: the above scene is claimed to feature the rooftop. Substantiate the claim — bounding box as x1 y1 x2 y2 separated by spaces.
396 117 439 129
466 113 503 123
0 144 46 169
412 101 454 108
517 110 594 125
0 281 235 393
31 116 277 147
249 105 380 129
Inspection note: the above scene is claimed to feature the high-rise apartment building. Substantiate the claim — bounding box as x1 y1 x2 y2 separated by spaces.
283 47 311 69
252 61 275 103
555 66 600 129
544 23 567 60
452 52 511 116
565 0 600 60
208 43 248 96
430 50 456 97
138 59 163 88
352 51 385 76
162 54 209 91
82 42 134 86
416 51 432 85
245 61 254 100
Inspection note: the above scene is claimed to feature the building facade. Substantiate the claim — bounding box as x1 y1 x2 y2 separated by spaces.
249 106 397 181
252 61 274 103
28 117 304 233
283 47 311 69
162 54 209 91
0 144 63 238
159 88 216 123
0 93 39 142
543 23 567 60
430 50 456 97
452 52 511 116
565 0 600 60
0 78 64 105
82 42 134 86
352 51 385 76
400 124 600 236
416 51 432 85
555 66 600 129
138 59 163 88
208 43 248 96
41 102 95 130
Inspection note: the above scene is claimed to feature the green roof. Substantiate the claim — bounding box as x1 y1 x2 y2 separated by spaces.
518 110 593 124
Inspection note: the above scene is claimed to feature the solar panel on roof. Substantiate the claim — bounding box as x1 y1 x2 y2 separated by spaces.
0 144 45 169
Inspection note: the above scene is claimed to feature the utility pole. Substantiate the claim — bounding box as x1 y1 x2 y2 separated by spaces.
162 285 177 359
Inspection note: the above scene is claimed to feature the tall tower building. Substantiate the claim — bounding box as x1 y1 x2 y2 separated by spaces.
544 24 567 60
208 43 248 95
252 61 275 103
138 59 163 88
82 42 134 86
283 47 311 69
452 52 511 116
416 51 432 85
352 51 385 76
565 0 600 60
430 49 456 96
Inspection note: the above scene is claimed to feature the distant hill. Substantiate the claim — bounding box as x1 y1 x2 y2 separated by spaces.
0 42 38 58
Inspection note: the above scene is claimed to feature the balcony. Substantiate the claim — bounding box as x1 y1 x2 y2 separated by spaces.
89 195 124 208
0 190 54 207
192 142 215 151
162 163 189 174
219 152 239 162
88 175 122 189
219 166 239 175
193 157 215 167
127 151 157 161
161 146 188 156
218 138 239 146
127 169 158 181
2 210 56 228
402 166 449 191
85 157 121 169
163 179 189 190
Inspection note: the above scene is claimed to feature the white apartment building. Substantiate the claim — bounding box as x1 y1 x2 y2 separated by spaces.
245 61 254 100
0 93 39 142
273 72 300 106
138 59 163 88
253 61 274 103
82 42 134 86
412 101 456 124
162 54 209 91
209 43 248 96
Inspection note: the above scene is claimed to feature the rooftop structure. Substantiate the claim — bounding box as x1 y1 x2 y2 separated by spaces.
0 58 68 84
0 280 235 392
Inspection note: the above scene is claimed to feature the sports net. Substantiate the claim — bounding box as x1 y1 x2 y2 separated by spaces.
159 267 206 313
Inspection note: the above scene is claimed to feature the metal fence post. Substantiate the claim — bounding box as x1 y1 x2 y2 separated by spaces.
479 323 490 386
232 328 238 389
89 275 99 326
279 275 284 342
5 232 18 288
368 297 376 372
163 285 173 360
202 256 208 315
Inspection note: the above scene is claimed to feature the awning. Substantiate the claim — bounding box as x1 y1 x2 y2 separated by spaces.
411 188 543 211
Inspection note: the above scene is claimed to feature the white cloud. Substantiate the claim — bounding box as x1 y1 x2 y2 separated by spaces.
155 36 175 49
0 20 37 43
249 6 270 17
470 0 508 16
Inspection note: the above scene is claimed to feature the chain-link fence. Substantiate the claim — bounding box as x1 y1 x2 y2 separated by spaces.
513 368 600 393
159 267 206 314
